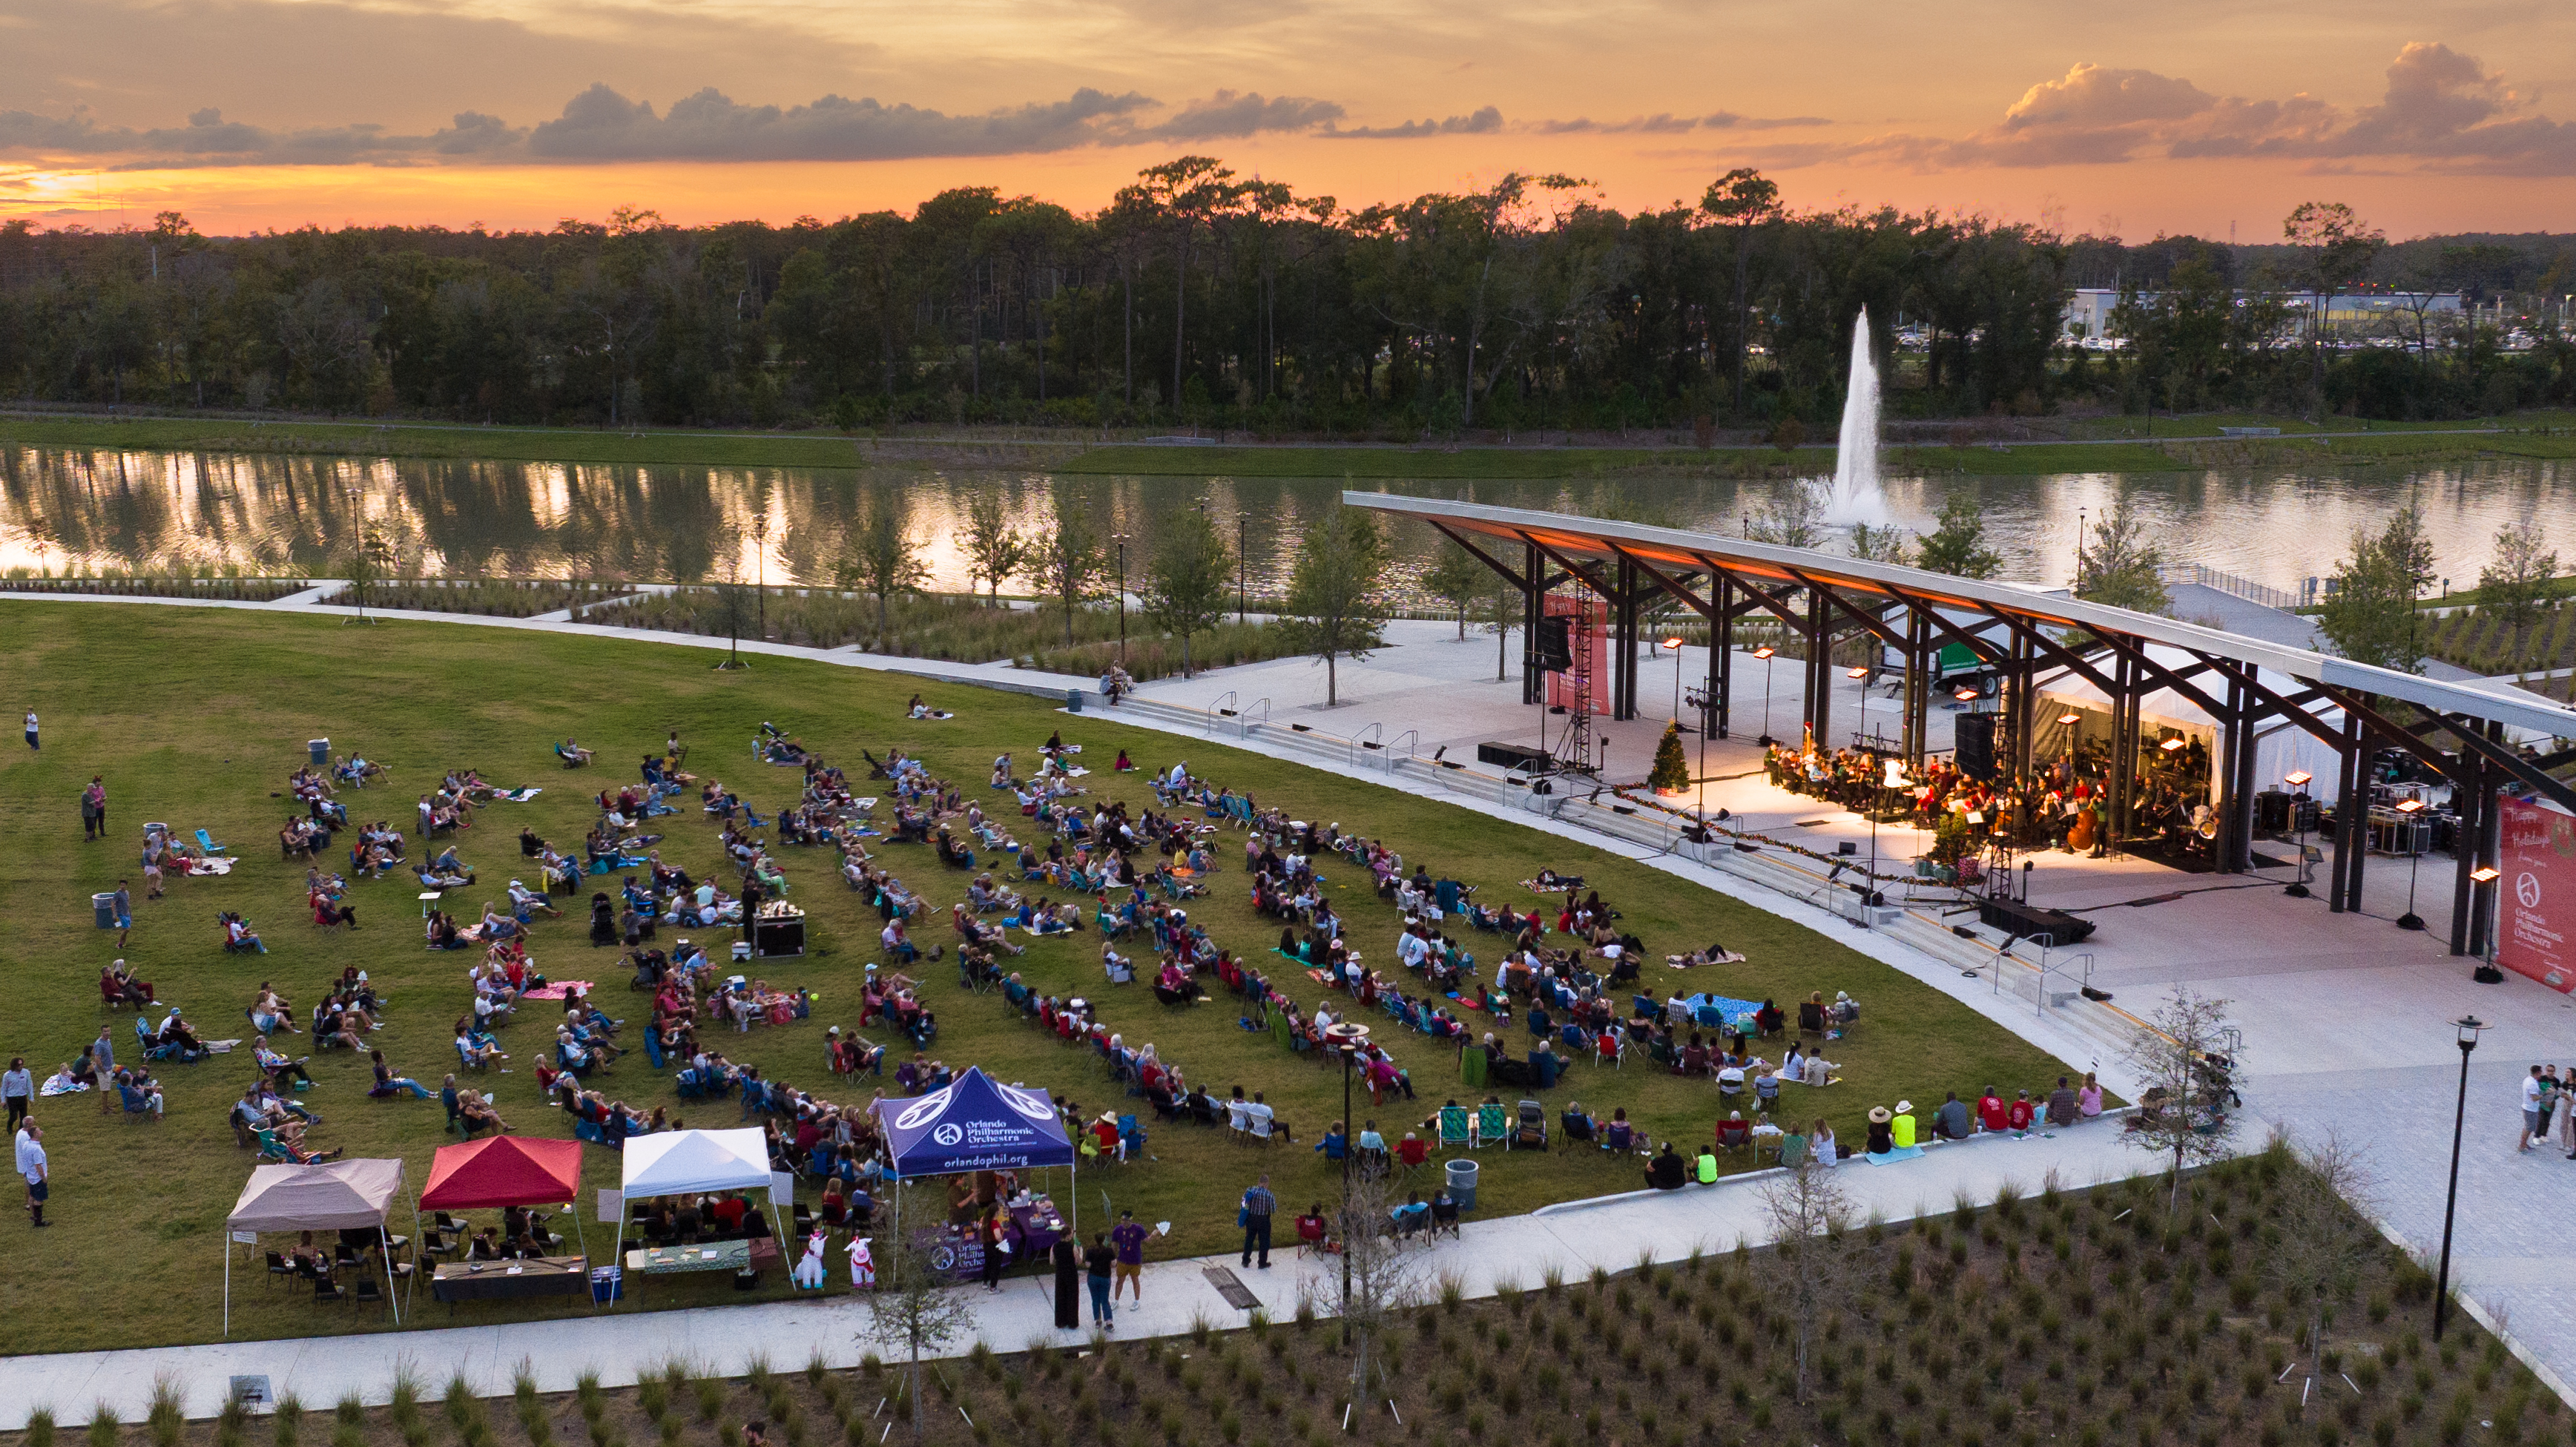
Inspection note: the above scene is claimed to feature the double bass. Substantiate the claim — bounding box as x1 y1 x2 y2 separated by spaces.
2067 802 2099 854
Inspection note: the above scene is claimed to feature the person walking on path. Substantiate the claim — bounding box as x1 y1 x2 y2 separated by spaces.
1084 1230 1116 1328
2522 1065 2545 1152
1050 1234 1080 1330
82 777 105 841
1 1061 30 1133
1239 1175 1277 1269
22 710 35 751
15 1119 46 1227
1111 1208 1148 1304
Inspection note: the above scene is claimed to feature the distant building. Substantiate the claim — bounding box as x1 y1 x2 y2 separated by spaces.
2061 287 2463 340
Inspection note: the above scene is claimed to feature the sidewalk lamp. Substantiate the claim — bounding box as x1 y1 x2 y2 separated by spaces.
1662 636 1685 722
1847 665 1871 745
1322 1021 1370 1312
1111 533 1132 662
2433 1015 2486 1341
2282 769 2315 898
1753 646 1778 745
2394 797 2429 929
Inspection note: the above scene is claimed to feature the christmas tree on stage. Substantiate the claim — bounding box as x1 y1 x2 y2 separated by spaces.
1649 721 1691 794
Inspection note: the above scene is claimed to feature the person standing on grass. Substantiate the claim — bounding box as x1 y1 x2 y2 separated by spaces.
15 1119 45 1227
1 1061 30 1133
1239 1174 1277 1269
1111 1208 1148 1304
90 1027 116 1115
112 879 133 949
82 776 106 841
1084 1230 1117 1329
22 710 35 751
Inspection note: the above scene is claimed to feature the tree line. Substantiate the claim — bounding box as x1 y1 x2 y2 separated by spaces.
1 168 2571 434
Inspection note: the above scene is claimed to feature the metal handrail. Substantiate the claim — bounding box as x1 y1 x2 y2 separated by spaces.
1241 698 1271 739
1349 722 1384 767
1207 690 1238 734
1387 729 1420 771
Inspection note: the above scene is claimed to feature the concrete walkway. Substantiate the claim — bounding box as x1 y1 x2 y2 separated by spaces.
0 1124 2152 1425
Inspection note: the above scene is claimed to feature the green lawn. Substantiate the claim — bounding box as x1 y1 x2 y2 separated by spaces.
0 604 2073 1351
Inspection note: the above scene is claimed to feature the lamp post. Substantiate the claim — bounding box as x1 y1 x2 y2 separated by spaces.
752 510 770 641
2433 1015 2486 1342
2283 770 2315 898
1753 645 1778 745
2394 797 2429 929
2471 863 2504 983
1847 664 1871 748
1323 1021 1370 1313
2056 710 2081 786
1237 512 1251 624
1111 533 1131 663
1661 636 1684 722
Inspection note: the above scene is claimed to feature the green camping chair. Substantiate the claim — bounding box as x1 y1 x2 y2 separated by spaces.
1473 1101 1509 1148
1437 1104 1470 1150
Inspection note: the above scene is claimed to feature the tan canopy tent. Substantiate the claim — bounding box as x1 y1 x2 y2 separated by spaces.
224 1158 414 1332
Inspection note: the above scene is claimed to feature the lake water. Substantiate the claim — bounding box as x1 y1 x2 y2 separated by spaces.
0 445 2566 604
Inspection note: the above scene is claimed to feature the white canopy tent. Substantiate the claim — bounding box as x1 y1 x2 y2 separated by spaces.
2033 647 2361 806
223 1158 413 1333
607 1128 784 1306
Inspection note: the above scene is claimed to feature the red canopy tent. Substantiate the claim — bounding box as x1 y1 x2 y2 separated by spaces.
418 1135 593 1308
421 1135 583 1210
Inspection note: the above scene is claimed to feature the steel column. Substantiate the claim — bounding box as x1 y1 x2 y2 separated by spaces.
1613 556 1639 722
1805 588 1830 751
2341 711 2372 911
2328 709 2361 913
1713 576 1732 739
1521 539 1543 706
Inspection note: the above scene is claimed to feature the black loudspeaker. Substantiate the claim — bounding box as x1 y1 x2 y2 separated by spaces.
1532 616 1573 673
2255 789 2292 832
1955 712 1999 783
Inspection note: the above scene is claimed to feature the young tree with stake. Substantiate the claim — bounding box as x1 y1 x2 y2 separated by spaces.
1278 501 1389 707
1755 1158 1861 1405
1140 510 1233 679
2119 986 2243 1213
843 498 931 636
1025 501 1107 647
959 492 1029 608
857 1190 978 1447
1420 542 1489 642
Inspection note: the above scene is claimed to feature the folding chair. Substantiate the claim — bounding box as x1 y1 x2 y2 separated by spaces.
1437 1104 1470 1152
1472 1102 1509 1149
196 828 230 855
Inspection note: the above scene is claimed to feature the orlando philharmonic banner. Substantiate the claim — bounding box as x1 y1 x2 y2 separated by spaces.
2500 797 2576 993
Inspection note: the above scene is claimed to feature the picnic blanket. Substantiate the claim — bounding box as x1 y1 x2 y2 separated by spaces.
1663 950 1748 969
39 1079 89 1095
521 980 593 1001
179 857 234 876
1678 992 1763 1027
1863 1145 1926 1166
494 788 543 802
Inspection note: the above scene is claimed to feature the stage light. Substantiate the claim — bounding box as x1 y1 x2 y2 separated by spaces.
2471 865 2501 883
2284 769 2313 788
2394 797 2425 814
1660 636 1684 651
1953 686 1978 702
1846 666 1869 679
2057 711 2081 725
2159 737 2187 752
1752 646 1776 660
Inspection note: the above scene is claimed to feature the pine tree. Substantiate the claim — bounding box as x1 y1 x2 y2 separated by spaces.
1649 720 1691 793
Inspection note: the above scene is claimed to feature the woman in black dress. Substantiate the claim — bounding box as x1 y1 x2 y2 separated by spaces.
1051 1235 1080 1329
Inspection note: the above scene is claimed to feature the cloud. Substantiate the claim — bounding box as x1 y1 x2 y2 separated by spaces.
1535 112 1828 136
1324 106 1502 139
0 84 1348 168
1145 90 1344 141
1856 42 2576 176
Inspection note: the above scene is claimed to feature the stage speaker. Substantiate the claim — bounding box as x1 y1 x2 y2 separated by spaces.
2254 789 2291 832
1531 615 1573 673
1955 711 1999 783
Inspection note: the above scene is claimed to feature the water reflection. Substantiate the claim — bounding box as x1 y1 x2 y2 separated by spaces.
0 444 2566 601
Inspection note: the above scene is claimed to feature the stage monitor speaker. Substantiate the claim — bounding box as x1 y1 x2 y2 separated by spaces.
1955 711 2000 783
1531 615 1573 673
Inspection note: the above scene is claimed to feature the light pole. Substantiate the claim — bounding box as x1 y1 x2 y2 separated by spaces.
2282 770 2315 897
1753 645 1778 745
2394 797 2429 929
2433 1015 2485 1342
1661 636 1684 722
1847 664 1871 748
752 511 770 641
1111 533 1131 663
2056 710 2081 785
1323 1021 1369 1313
1237 512 1251 624
2471 863 2504 983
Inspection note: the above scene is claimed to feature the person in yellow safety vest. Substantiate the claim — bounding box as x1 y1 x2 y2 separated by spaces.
1695 1144 1720 1184
1891 1099 1918 1150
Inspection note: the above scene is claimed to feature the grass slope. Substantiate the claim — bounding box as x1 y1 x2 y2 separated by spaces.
0 604 2071 1351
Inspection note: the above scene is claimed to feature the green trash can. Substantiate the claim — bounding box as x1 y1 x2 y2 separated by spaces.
1065 688 1084 713
309 737 330 767
1444 1158 1478 1212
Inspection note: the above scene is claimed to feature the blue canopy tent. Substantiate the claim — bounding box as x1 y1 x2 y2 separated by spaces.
870 1067 1081 1236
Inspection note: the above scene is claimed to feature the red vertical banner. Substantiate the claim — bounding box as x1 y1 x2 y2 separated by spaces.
2500 798 2576 992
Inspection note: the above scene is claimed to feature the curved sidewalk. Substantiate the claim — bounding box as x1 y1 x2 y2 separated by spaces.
0 1124 2153 1425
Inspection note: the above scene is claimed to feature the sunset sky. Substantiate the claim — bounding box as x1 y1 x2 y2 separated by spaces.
4 0 2572 238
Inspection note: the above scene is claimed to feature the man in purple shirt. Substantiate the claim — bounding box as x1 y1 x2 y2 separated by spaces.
1110 1209 1149 1303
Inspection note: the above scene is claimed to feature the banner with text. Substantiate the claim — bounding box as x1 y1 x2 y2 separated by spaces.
2500 798 2576 992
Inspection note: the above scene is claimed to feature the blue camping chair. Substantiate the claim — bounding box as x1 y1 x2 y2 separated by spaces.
195 828 229 856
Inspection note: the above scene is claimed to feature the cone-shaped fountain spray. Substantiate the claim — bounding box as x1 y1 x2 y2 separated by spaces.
1822 308 1888 525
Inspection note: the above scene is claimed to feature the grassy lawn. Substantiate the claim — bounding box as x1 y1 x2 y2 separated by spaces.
0 604 2073 1351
